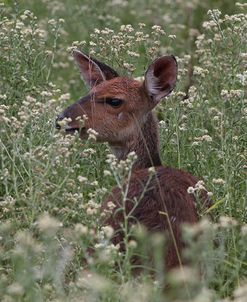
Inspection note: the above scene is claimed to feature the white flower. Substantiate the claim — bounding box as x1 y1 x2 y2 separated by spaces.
241 225 247 236
187 186 195 194
37 213 62 234
77 176 88 183
7 283 24 296
128 240 137 248
87 128 98 140
75 223 88 235
107 201 116 210
212 178 225 185
102 225 114 238
219 216 238 228
103 170 111 176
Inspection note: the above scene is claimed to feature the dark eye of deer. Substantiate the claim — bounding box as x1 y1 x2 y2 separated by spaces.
106 98 123 108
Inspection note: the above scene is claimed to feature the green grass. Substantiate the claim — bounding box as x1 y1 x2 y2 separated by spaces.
0 0 246 301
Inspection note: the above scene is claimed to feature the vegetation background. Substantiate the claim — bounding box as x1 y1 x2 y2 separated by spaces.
0 0 246 301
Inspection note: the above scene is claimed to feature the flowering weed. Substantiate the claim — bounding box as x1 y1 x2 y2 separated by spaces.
0 1 246 301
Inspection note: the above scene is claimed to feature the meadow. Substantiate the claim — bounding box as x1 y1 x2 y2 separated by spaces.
0 0 246 301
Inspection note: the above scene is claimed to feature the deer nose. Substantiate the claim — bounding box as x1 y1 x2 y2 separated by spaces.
55 114 65 130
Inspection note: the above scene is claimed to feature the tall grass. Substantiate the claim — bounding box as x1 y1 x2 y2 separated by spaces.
0 1 246 301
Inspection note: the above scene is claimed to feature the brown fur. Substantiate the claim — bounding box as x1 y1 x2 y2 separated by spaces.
101 167 210 272
56 51 211 273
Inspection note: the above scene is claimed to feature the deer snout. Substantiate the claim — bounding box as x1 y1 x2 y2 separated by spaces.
55 97 90 134
55 112 73 131
55 113 65 130
55 109 82 134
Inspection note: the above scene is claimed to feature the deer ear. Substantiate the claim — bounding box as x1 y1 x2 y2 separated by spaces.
72 50 119 88
144 55 177 104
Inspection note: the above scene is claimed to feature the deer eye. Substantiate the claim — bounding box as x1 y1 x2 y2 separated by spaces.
105 98 123 108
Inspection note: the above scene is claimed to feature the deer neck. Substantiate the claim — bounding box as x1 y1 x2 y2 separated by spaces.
109 112 162 171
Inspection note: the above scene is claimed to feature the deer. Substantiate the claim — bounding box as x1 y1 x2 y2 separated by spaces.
56 50 211 273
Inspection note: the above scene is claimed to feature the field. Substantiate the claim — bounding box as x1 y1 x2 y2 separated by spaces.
0 0 246 301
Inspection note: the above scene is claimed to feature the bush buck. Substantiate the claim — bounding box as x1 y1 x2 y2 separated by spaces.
56 50 211 272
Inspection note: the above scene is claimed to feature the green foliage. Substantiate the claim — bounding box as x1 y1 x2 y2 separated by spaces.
0 1 246 301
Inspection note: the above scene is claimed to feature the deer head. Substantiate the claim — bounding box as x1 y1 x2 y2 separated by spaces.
56 50 177 146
